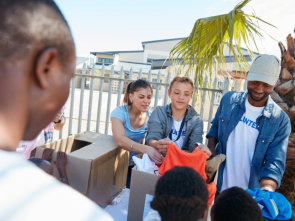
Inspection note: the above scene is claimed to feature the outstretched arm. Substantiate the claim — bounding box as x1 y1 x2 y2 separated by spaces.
260 114 291 190
206 94 225 157
148 138 171 155
111 117 163 164
146 107 169 155
207 137 218 157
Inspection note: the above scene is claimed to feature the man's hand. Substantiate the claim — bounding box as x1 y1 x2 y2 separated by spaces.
54 110 63 122
146 146 164 164
207 137 218 157
152 138 171 155
260 178 277 191
197 144 212 158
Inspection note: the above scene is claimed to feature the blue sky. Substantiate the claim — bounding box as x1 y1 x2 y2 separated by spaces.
55 0 295 58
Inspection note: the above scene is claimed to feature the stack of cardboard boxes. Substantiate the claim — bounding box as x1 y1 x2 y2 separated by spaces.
35 131 129 207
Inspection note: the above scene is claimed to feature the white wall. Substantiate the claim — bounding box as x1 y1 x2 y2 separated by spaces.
118 52 145 63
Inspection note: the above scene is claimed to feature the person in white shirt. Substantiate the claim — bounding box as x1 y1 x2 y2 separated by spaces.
0 0 113 220
207 54 291 192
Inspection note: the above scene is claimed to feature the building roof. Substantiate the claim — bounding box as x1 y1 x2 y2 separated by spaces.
141 37 185 46
150 53 258 70
91 38 185 56
90 50 144 56
90 38 259 61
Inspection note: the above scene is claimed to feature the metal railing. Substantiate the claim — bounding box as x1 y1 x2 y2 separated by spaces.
56 63 246 140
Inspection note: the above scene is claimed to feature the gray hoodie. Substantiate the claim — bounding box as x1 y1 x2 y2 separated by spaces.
146 104 203 152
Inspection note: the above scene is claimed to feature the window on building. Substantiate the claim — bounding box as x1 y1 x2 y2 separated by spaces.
147 58 153 63
96 57 114 65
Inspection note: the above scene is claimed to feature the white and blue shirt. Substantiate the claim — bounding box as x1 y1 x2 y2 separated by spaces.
221 98 264 191
170 117 186 149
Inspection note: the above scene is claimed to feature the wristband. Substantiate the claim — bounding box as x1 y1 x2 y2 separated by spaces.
130 142 135 151
54 119 62 124
261 186 273 192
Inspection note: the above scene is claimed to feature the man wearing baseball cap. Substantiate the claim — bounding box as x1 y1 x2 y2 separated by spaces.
206 54 291 193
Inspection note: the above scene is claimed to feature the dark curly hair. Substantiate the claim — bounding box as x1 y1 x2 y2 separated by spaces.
211 187 263 221
150 166 208 221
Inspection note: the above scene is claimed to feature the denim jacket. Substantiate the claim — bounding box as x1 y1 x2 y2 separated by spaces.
147 104 203 152
207 91 291 191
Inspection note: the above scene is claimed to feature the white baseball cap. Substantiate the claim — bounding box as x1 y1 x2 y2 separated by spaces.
247 54 280 86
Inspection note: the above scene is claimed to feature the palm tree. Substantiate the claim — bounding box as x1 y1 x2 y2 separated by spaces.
169 0 274 89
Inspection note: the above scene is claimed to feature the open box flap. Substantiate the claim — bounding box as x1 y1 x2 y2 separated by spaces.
69 134 118 160
74 131 101 143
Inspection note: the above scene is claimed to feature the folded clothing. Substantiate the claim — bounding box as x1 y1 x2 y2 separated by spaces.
246 188 292 220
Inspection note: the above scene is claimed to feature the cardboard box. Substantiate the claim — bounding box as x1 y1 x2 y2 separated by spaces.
35 131 129 207
127 167 218 221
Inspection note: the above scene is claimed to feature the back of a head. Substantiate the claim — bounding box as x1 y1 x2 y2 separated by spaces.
151 166 208 221
0 0 76 141
211 187 263 221
0 0 75 67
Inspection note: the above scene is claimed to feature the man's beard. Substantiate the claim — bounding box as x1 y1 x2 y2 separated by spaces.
248 89 270 102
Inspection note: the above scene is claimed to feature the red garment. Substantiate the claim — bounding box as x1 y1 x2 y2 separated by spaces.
158 143 216 206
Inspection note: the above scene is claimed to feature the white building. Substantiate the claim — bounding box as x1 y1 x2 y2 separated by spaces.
90 38 259 91
90 38 184 73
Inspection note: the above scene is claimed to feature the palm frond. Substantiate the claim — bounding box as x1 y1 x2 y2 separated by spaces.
169 0 275 94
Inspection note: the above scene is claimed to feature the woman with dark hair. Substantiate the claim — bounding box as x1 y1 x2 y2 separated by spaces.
111 79 163 188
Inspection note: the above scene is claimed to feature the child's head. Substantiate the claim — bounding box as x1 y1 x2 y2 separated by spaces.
151 166 208 221
123 79 153 112
29 158 54 175
211 187 263 221
168 77 194 111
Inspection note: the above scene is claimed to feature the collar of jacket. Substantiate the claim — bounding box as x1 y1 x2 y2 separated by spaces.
166 104 194 120
230 91 274 118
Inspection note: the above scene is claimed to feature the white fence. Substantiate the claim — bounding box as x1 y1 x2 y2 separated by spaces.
55 64 247 140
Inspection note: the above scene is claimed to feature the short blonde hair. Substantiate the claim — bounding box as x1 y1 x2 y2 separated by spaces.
169 76 194 90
